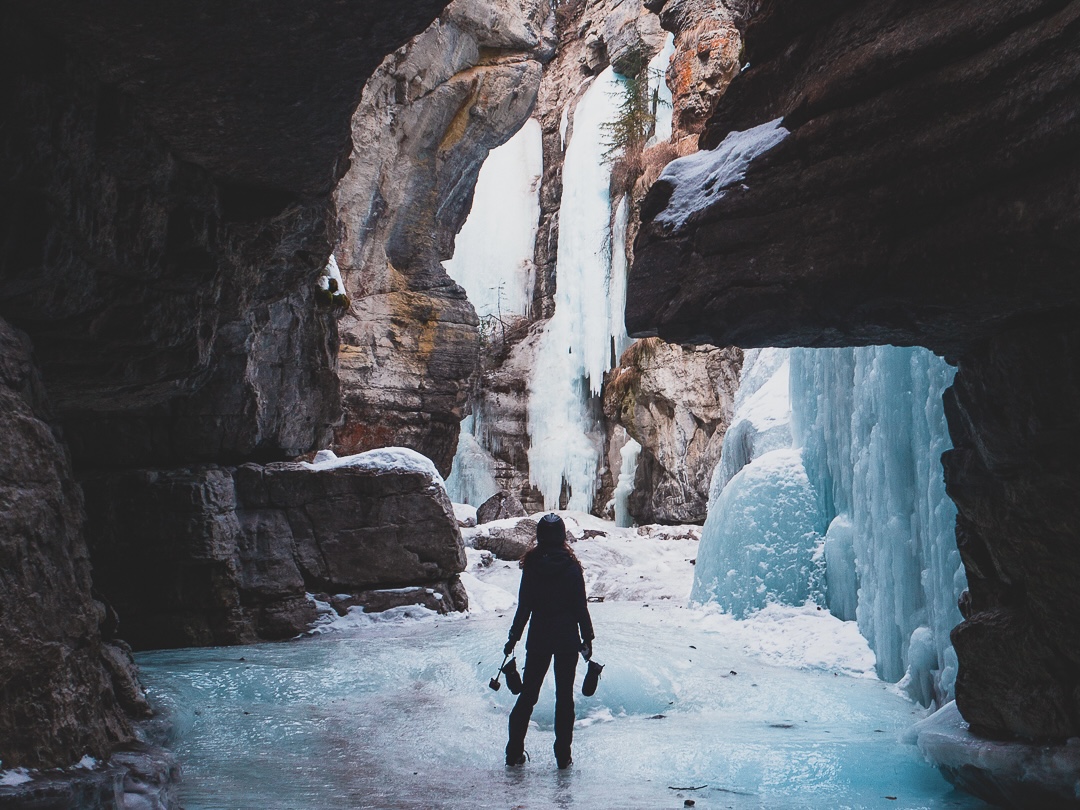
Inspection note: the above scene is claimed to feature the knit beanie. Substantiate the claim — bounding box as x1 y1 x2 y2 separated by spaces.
536 513 566 545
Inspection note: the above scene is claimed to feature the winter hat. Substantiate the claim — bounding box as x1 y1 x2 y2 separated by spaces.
536 513 566 545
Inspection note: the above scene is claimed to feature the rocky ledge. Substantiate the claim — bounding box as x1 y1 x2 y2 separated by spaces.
83 449 467 650
626 0 1080 782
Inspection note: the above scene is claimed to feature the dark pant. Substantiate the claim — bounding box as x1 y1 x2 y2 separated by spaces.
506 647 578 762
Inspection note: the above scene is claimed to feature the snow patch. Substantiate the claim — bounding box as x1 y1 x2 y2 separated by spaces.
0 769 33 787
301 447 443 484
653 118 789 231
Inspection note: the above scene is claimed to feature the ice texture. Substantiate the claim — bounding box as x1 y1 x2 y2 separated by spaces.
653 118 789 231
695 346 966 707
446 414 500 506
527 68 631 511
136 517 983 810
691 448 826 615
443 118 543 320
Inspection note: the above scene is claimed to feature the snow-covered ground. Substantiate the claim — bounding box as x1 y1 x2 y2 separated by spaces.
135 513 987 809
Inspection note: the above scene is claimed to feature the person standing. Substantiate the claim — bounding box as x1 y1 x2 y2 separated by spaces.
503 513 594 769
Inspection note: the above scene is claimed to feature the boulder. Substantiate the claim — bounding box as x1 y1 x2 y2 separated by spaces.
477 490 528 524
83 449 467 650
473 518 539 561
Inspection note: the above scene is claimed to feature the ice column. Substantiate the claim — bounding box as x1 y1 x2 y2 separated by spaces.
646 33 675 147
527 68 627 512
790 347 965 705
613 437 642 528
694 346 966 706
443 118 543 320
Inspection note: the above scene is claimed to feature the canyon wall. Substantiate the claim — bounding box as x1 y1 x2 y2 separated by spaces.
630 0 1080 744
332 0 555 476
0 0 452 771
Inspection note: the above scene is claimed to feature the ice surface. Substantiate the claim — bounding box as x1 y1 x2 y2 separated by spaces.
137 516 985 810
443 119 543 320
654 118 789 231
527 68 630 512
301 446 443 483
695 346 966 707
914 702 1080 804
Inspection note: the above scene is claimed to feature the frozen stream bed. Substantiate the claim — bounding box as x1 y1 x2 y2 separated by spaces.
136 515 987 809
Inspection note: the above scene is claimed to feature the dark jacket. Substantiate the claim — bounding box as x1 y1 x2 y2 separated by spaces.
508 546 594 653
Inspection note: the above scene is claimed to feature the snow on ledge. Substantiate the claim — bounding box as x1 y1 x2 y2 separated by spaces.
301 448 443 484
653 117 789 232
914 701 1080 804
0 768 33 787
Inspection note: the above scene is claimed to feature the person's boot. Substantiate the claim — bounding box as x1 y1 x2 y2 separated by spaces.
505 746 528 766
554 743 572 769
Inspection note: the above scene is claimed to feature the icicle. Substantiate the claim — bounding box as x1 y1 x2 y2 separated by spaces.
445 415 499 506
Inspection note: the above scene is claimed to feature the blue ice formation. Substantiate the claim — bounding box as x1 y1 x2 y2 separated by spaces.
694 346 967 706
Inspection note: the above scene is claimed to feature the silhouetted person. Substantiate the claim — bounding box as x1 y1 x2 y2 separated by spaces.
504 513 594 769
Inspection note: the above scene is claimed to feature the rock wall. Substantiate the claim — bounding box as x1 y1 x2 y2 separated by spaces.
83 456 467 651
332 0 556 476
604 338 742 523
629 0 1080 745
0 318 132 769
0 0 453 770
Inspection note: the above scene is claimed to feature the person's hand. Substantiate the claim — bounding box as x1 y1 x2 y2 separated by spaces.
504 639 515 657
581 640 592 661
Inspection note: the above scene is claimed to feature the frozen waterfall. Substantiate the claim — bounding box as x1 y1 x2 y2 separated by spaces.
693 346 966 707
527 67 632 512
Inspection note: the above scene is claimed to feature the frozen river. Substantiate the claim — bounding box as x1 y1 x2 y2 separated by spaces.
137 517 987 809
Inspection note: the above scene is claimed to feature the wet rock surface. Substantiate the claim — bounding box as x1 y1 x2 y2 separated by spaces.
84 458 467 650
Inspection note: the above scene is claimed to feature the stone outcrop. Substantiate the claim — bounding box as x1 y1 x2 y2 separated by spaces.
605 338 742 523
332 0 556 476
84 452 467 650
1 0 458 769
0 318 132 769
476 490 528 524
628 0 1080 759
644 0 743 143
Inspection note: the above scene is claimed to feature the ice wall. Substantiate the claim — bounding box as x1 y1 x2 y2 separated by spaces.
694 346 966 706
443 119 543 320
527 68 628 512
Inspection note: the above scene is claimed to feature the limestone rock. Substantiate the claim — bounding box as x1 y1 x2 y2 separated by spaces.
332 0 555 476
477 490 528 524
472 518 539 561
605 338 742 524
645 0 742 139
84 452 467 650
0 318 132 769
